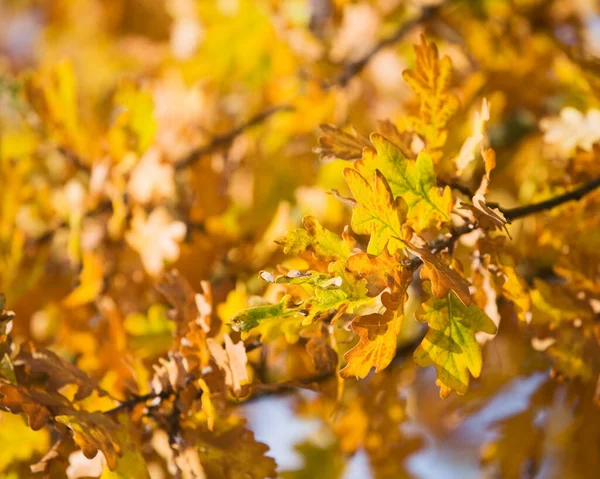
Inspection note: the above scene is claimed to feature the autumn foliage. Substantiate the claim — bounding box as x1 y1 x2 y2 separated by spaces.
1 0 600 477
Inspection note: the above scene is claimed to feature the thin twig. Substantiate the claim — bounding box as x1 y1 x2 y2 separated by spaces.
439 180 475 198
174 105 294 170
501 177 600 221
322 5 441 89
100 178 600 412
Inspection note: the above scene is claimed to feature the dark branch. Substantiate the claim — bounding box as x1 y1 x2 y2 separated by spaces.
439 180 475 198
174 105 294 170
501 177 600 221
322 5 441 89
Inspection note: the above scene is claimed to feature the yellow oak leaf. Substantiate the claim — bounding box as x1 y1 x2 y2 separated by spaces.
343 168 408 255
340 289 407 379
275 215 355 261
402 35 460 161
355 134 452 233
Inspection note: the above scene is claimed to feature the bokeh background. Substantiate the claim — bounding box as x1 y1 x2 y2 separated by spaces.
2 0 600 477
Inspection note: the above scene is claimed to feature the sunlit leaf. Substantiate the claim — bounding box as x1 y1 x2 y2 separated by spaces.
343 168 408 255
414 290 497 397
354 134 452 232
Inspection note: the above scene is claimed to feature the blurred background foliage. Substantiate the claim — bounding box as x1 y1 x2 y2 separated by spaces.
1 0 600 477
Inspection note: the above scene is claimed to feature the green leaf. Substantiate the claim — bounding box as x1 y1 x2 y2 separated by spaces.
259 270 341 288
230 295 299 333
275 216 355 261
414 290 497 397
355 134 452 232
343 168 408 255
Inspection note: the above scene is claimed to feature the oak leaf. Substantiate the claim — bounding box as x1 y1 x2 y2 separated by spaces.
14 342 102 401
183 419 277 479
414 291 497 397
343 168 408 255
355 134 452 232
402 35 460 160
275 216 355 261
346 249 404 297
306 337 337 375
340 289 408 379
207 334 249 396
315 124 371 161
404 242 472 306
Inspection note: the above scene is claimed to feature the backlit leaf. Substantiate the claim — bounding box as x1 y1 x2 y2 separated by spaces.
343 168 408 255
340 287 409 379
404 242 472 306
402 35 460 161
355 134 452 232
414 290 497 397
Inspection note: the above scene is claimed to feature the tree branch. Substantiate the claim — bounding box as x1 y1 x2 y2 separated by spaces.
100 178 600 412
174 105 293 170
322 5 441 89
30 106 292 247
501 177 600 221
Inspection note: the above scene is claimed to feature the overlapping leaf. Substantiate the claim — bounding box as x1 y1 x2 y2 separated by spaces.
414 290 497 397
404 242 472 306
343 168 408 255
276 216 355 261
315 124 371 161
354 134 452 232
340 282 410 379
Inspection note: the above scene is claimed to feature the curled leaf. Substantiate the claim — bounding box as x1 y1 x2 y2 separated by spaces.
404 242 471 306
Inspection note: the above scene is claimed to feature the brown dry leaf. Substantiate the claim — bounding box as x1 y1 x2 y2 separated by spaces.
0 382 69 430
14 342 102 401
376 119 413 157
306 337 337 375
0 380 124 471
157 270 199 343
158 271 212 371
183 419 277 479
151 352 188 395
315 124 371 161
207 334 249 396
404 242 471 306
56 411 121 470
460 149 509 235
